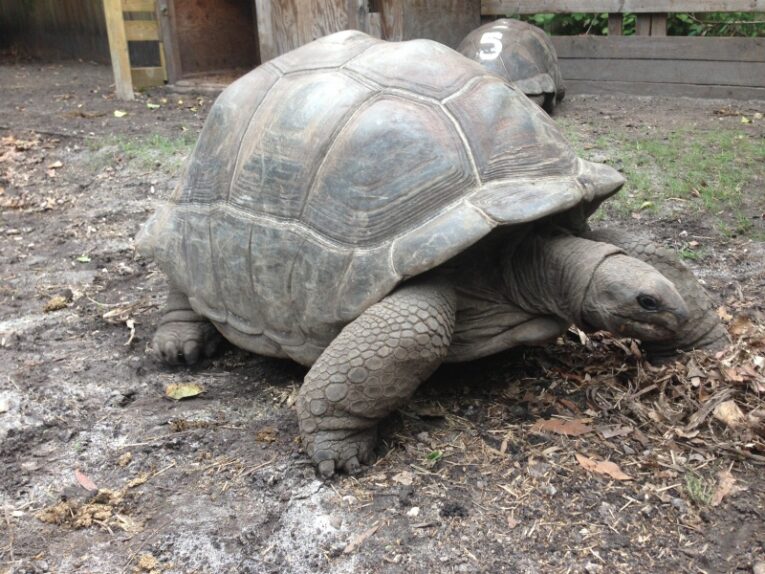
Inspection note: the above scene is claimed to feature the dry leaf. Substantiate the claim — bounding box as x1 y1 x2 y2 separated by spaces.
575 453 632 481
343 522 380 554
75 469 98 491
392 470 414 486
506 515 519 529
48 160 63 169
44 295 69 313
165 382 204 401
711 469 740 506
531 418 593 437
255 426 278 442
717 306 733 322
597 425 633 439
713 400 746 429
730 314 756 337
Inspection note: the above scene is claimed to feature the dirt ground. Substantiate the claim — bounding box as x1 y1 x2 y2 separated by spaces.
1 61 764 574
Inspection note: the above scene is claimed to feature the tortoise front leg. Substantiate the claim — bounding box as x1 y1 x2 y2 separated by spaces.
153 286 221 365
584 227 729 354
297 281 457 478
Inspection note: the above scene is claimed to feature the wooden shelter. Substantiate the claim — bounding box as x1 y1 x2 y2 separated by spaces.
102 0 480 98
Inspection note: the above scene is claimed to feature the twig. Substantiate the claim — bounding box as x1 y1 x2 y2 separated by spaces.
3 506 13 561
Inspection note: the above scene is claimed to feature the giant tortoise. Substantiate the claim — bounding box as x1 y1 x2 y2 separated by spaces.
137 31 726 477
458 18 566 113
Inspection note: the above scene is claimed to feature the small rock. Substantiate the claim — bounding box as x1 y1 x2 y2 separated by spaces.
753 561 765 574
329 515 343 529
585 562 604 574
0 397 9 413
415 431 430 443
406 506 420 517
527 462 550 479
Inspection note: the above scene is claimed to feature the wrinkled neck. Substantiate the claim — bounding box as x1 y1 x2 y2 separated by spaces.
502 233 622 325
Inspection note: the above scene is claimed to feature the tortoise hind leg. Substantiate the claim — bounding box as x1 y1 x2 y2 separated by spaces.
153 286 221 365
584 227 729 354
297 281 457 478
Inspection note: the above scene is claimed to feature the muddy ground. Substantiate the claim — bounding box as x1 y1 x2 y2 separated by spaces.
1 61 764 574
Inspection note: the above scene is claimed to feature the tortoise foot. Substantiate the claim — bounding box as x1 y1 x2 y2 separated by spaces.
302 427 378 478
153 288 221 365
153 319 220 365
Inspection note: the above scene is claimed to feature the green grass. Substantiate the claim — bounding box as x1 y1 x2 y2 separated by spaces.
558 120 765 239
88 132 196 174
685 472 714 507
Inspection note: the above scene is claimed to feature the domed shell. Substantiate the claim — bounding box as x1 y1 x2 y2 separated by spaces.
138 30 622 365
458 18 566 113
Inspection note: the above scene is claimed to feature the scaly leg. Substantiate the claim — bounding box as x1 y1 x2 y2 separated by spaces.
153 287 221 365
296 281 457 477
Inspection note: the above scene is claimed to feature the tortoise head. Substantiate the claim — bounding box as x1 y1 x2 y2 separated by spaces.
580 254 690 342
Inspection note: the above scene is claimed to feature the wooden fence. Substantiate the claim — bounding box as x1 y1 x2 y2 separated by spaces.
2 0 764 100
483 1 765 100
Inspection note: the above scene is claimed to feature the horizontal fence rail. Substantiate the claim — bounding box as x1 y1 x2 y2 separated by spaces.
482 1 765 14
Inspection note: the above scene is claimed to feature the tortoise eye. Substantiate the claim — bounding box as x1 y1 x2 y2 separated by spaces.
637 295 660 311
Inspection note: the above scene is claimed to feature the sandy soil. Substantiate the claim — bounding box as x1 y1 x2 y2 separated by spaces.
1 61 764 574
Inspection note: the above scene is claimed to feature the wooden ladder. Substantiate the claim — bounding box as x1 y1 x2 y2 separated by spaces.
103 0 167 100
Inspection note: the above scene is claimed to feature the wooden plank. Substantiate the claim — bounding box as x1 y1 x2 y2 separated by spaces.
157 0 181 82
563 79 765 101
401 0 481 49
378 0 480 47
173 0 257 73
380 0 404 41
124 19 159 41
122 0 155 12
561 58 765 87
607 13 622 36
255 0 277 62
367 11 383 38
652 13 667 36
481 0 765 14
131 65 165 88
103 0 134 99
636 14 651 35
311 0 352 42
552 36 765 63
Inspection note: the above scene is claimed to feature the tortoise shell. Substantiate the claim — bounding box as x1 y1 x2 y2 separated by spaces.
458 18 566 112
138 30 622 365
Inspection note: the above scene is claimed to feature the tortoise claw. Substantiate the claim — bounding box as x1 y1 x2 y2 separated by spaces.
344 456 361 475
318 459 336 479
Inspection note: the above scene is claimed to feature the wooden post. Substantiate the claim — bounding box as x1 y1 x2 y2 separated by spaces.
636 13 652 35
103 0 134 99
636 12 668 36
157 0 181 83
254 0 277 62
651 13 668 36
607 13 622 35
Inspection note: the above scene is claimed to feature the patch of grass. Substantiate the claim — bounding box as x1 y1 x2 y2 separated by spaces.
88 132 196 173
678 246 702 261
568 126 765 238
685 472 714 506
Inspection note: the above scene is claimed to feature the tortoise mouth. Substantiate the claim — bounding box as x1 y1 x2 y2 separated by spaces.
611 313 679 342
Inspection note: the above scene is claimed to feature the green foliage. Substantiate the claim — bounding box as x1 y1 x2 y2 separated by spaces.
556 116 765 239
685 472 713 506
519 12 765 37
